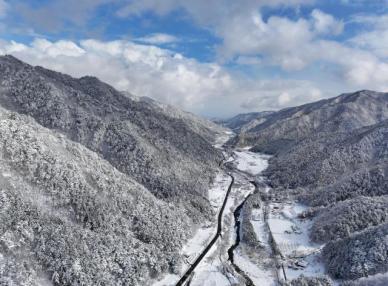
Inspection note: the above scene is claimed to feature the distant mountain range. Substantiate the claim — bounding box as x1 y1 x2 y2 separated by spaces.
228 90 388 154
215 111 274 132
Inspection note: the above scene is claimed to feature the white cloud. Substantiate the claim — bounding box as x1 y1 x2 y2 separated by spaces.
278 92 291 105
313 40 388 88
238 80 324 111
0 38 233 113
218 13 315 70
351 14 388 28
117 0 388 90
135 33 179 45
117 0 313 20
1 0 387 118
235 56 262 65
349 14 388 58
216 10 388 89
16 0 113 32
0 38 329 117
31 38 85 57
311 9 344 35
350 30 388 58
2 35 387 117
0 40 27 53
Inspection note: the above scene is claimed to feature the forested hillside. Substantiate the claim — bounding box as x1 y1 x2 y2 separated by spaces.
230 90 388 154
0 55 223 222
0 108 190 285
0 55 224 285
229 90 388 285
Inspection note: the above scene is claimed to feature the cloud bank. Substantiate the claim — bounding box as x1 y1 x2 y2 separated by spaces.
0 38 325 117
0 0 388 117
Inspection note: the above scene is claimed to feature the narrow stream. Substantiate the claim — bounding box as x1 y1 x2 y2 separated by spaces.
227 193 255 286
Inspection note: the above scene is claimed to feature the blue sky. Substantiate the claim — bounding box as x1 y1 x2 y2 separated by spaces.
0 0 388 117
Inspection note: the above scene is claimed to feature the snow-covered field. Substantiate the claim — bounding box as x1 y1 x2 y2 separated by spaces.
251 209 270 248
228 152 281 286
234 251 277 286
234 203 279 286
267 203 326 281
152 274 180 286
233 150 270 176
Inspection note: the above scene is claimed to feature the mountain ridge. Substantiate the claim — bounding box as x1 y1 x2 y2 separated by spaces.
0 55 223 222
228 90 388 153
230 89 388 283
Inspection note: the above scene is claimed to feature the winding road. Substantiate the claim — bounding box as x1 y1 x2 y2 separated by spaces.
175 172 235 286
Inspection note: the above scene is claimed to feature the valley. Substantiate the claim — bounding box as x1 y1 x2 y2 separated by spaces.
152 133 267 286
0 56 387 286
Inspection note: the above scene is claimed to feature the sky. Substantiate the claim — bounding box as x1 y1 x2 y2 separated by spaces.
0 0 388 118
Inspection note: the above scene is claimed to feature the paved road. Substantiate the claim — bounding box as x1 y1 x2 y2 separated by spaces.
175 173 235 286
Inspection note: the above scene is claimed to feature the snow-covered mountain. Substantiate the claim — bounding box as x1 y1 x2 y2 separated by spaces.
0 55 224 285
216 111 274 132
1 54 388 286
123 91 228 143
0 107 191 285
0 55 223 221
230 90 388 153
231 90 388 284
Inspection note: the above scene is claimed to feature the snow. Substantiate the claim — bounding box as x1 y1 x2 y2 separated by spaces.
151 153 233 286
152 274 180 286
251 209 270 248
213 130 234 149
234 251 277 286
191 271 231 286
208 173 232 211
190 174 255 286
181 227 215 263
268 204 320 257
152 146 278 286
151 172 230 286
180 173 232 266
233 150 270 175
153 144 329 286
190 150 270 286
237 206 278 286
190 259 236 286
285 253 326 281
153 136 333 286
267 203 326 281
